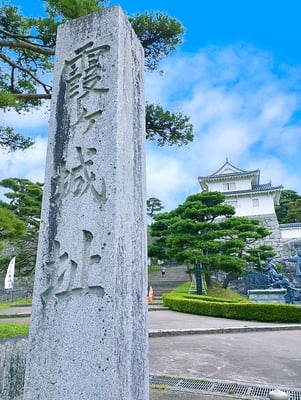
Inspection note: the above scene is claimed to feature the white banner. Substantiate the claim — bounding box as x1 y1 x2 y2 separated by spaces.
4 257 15 289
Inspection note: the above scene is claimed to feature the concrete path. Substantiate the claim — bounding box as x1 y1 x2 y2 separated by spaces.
148 310 301 399
1 305 301 398
148 309 301 333
0 305 31 324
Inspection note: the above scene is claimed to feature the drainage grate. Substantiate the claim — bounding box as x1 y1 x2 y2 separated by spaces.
149 374 301 399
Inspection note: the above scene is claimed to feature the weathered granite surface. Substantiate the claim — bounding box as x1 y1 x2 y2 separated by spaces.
0 337 27 400
23 6 148 400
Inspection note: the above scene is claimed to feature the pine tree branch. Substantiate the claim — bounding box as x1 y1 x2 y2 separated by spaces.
13 93 51 99
0 29 55 56
0 52 52 93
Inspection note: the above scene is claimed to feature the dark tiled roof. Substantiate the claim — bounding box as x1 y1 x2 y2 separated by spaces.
252 183 273 190
280 222 301 228
222 184 283 196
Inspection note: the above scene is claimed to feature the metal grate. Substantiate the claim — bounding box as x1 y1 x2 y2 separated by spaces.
150 374 301 399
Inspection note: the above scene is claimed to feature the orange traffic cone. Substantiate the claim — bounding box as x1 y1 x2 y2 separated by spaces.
147 285 154 303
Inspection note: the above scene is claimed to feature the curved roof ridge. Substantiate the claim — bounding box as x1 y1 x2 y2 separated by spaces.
209 160 259 177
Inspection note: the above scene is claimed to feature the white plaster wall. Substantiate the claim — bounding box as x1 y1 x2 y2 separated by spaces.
207 177 252 192
231 178 252 191
281 228 301 239
226 194 275 216
206 181 225 191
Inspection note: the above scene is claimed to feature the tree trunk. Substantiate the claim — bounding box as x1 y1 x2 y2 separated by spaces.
203 264 213 288
222 271 239 288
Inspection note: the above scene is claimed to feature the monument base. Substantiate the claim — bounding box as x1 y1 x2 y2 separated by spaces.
248 289 287 304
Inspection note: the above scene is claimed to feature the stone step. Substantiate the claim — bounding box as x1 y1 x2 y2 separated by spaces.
148 264 190 296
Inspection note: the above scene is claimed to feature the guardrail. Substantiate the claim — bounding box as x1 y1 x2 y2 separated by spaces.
0 288 33 303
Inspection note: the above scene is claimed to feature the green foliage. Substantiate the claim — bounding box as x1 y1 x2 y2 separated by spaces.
149 192 270 287
0 126 33 151
172 281 247 302
219 217 270 243
181 293 246 303
0 205 26 272
215 216 272 287
147 264 162 273
0 302 9 310
0 91 16 107
129 12 184 71
0 4 54 99
206 281 248 301
146 103 193 146
286 198 301 222
0 322 29 338
0 2 55 150
0 178 43 275
0 178 43 226
147 197 164 217
246 245 276 269
275 189 301 223
0 1 192 150
163 292 301 323
46 0 104 19
0 0 193 151
11 297 32 305
167 281 191 293
0 206 26 241
0 297 31 309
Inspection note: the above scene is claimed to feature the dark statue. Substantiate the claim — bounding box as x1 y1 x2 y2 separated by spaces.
262 258 280 284
262 257 301 304
281 250 301 283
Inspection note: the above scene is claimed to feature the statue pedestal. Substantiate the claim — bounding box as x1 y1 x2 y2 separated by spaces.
248 289 287 304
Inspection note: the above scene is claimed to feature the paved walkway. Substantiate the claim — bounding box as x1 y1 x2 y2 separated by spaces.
1 306 301 399
149 309 301 399
149 309 301 385
0 305 31 322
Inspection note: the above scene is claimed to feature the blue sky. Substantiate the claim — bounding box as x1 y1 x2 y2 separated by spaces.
1 0 301 210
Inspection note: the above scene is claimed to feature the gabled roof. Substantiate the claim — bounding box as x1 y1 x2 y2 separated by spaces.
199 160 260 180
198 160 260 190
211 160 250 175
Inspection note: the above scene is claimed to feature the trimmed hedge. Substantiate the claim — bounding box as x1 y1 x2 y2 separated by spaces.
181 293 248 304
163 293 301 323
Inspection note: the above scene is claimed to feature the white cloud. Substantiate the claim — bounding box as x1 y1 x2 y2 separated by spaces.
1 44 301 211
0 103 49 131
0 104 49 197
0 136 48 183
146 144 199 211
145 44 301 209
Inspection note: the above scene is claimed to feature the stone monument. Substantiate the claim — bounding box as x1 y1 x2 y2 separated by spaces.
23 7 148 400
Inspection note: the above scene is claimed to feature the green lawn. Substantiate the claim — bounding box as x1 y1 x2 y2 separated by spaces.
0 323 29 339
0 298 31 338
11 297 32 305
0 302 10 310
206 282 248 301
171 281 248 302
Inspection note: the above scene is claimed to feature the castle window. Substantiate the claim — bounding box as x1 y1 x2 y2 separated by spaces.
252 198 259 207
223 182 236 191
